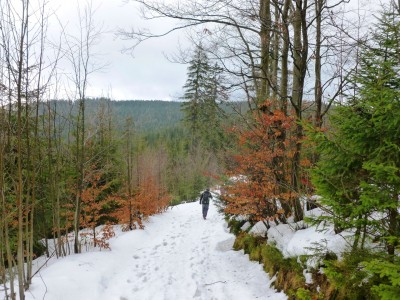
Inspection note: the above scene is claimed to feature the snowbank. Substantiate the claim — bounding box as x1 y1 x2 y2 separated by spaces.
238 207 354 260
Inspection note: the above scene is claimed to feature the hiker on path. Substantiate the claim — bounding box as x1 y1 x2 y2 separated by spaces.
199 188 213 220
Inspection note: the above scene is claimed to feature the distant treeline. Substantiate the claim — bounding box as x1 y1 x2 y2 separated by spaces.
41 98 248 134
40 99 183 133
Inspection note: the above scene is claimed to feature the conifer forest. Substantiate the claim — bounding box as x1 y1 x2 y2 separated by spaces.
1 0 400 299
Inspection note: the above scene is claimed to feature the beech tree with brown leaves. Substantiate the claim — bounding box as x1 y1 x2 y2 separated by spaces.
224 100 309 225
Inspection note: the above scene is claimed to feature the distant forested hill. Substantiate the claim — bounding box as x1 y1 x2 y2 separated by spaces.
111 100 184 132
43 99 184 133
42 98 249 134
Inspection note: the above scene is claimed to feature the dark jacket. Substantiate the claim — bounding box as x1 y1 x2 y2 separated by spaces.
200 190 213 205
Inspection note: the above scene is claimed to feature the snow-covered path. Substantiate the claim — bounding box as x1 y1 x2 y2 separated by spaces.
25 201 287 300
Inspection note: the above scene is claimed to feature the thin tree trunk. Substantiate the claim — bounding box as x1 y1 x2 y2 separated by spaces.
5 48 16 300
5 225 15 300
259 0 271 101
16 1 29 297
387 207 398 256
279 0 291 113
126 118 134 230
273 0 292 220
271 1 280 101
26 0 47 283
314 0 323 128
48 102 58 257
360 214 368 250
54 102 63 257
351 215 363 252
290 0 308 222
74 100 84 254
1 106 15 299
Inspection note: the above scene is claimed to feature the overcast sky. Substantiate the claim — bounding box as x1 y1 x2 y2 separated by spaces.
45 0 386 101
47 0 188 101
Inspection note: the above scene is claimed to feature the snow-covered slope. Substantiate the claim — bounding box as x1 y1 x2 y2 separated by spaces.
23 201 287 300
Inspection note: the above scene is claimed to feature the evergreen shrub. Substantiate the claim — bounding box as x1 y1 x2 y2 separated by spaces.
365 256 400 300
323 250 378 300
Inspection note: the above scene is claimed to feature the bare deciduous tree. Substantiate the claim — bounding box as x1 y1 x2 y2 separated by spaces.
61 0 104 254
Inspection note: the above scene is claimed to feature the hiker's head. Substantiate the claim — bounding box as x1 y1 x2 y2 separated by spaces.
206 188 210 192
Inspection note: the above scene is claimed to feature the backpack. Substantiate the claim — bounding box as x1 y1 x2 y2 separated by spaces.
201 191 211 205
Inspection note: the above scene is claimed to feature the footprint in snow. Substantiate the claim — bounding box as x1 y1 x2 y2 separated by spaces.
193 287 202 297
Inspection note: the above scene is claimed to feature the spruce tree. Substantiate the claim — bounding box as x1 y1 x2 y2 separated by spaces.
308 4 400 255
180 46 225 150
181 45 211 141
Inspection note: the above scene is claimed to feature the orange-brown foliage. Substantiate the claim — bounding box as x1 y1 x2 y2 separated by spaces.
224 101 300 222
111 149 172 230
80 166 112 229
111 178 171 231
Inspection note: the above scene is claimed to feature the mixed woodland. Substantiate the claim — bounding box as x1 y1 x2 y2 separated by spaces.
1 0 400 299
